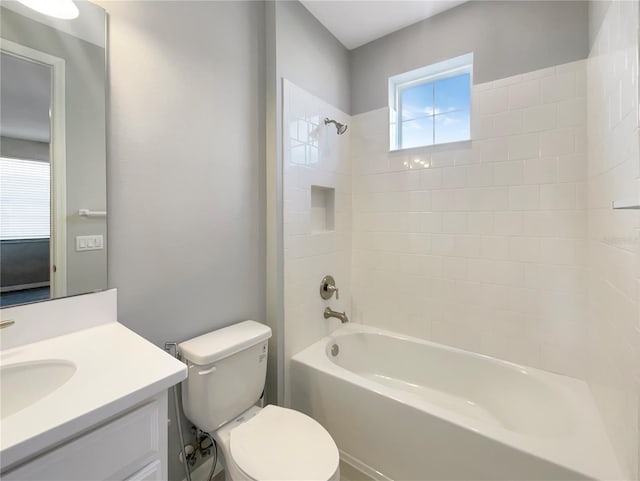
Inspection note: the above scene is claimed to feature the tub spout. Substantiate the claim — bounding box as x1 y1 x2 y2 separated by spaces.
324 307 349 323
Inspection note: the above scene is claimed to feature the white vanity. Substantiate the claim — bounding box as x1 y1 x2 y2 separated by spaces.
0 290 187 480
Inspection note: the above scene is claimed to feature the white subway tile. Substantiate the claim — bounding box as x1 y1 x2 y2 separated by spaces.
408 234 431 255
432 189 457 212
454 235 482 258
508 185 540 210
508 133 540 160
494 212 524 236
431 234 456 256
523 157 558 184
508 237 541 262
480 236 511 260
443 257 468 280
540 183 577 210
477 86 509 115
541 72 576 103
478 137 509 162
540 128 575 157
466 163 494 187
494 160 524 185
421 212 443 233
508 79 541 110
443 212 468 234
468 212 495 234
558 98 587 127
468 187 509 211
523 104 558 132
442 165 468 188
491 110 525 137
409 191 432 211
420 168 443 189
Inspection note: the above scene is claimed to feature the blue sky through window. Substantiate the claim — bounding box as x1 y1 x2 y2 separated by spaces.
398 72 470 148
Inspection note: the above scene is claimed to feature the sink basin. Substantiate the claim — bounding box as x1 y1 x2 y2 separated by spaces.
1 360 77 419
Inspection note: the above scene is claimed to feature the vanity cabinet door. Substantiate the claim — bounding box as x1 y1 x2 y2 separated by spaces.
124 460 162 481
3 398 163 481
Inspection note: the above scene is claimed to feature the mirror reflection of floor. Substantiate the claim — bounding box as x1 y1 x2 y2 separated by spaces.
0 287 49 307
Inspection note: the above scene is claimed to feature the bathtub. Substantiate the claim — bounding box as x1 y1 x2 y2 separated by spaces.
290 324 621 481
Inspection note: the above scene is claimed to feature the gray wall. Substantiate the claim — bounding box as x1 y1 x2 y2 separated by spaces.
350 0 589 114
588 0 611 51
275 1 351 114
1 7 108 296
97 2 265 480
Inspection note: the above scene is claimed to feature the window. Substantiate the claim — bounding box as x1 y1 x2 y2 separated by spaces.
389 53 473 151
0 157 50 240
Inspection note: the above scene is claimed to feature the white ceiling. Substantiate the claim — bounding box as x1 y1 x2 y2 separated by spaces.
300 1 467 50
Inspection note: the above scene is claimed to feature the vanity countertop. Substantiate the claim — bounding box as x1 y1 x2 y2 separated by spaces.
0 321 187 471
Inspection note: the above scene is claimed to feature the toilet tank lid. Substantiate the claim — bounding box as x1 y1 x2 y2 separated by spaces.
178 320 271 365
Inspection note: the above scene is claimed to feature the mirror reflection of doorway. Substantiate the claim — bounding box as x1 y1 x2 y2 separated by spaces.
0 51 53 306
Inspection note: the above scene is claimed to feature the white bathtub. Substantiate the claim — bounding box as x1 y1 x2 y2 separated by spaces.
290 324 621 481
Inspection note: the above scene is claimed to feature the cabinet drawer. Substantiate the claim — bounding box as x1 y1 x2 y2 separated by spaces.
4 399 162 481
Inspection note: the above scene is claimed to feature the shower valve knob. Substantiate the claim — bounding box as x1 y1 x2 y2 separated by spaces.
320 275 339 300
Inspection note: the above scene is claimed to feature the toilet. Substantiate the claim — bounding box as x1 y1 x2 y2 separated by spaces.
179 320 340 481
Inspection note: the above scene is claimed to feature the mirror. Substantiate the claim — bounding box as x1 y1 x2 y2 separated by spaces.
0 1 107 307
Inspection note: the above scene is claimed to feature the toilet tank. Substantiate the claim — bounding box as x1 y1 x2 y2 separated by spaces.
179 321 271 432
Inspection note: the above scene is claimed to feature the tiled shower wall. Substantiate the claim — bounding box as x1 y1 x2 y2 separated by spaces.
586 1 639 477
351 61 589 377
282 80 352 406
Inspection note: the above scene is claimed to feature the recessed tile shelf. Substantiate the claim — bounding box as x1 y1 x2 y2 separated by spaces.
311 185 335 233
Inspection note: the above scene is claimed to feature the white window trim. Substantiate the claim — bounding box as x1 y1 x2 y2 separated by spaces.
389 52 474 151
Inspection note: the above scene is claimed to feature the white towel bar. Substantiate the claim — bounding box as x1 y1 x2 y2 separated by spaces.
78 209 107 217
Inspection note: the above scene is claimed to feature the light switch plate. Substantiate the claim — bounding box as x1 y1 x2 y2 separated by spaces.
76 235 104 252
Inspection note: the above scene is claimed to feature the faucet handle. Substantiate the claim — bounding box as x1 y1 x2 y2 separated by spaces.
320 275 339 300
326 284 339 300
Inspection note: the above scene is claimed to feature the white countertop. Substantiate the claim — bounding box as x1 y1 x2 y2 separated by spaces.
0 321 187 471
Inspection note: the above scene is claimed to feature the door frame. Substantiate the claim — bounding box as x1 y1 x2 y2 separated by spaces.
1 39 67 298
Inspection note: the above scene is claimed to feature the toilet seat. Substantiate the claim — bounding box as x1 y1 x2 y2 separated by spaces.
229 405 339 481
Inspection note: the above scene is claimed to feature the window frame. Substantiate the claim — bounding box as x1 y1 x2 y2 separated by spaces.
389 52 474 151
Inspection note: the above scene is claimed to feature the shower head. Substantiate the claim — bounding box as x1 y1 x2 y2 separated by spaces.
324 118 348 135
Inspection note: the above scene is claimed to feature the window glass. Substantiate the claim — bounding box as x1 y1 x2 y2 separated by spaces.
0 157 50 240
435 73 470 114
389 53 473 150
401 116 434 149
401 82 434 121
435 109 470 144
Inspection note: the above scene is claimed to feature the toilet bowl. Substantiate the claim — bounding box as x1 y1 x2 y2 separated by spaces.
213 405 339 481
178 321 340 481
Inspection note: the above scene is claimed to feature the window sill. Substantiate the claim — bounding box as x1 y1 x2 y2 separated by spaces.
388 138 472 154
